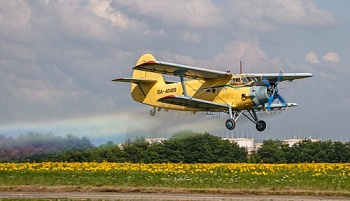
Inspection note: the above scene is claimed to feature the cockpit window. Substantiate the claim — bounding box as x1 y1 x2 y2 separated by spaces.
241 77 247 83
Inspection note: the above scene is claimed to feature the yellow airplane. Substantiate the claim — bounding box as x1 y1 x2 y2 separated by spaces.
113 54 312 132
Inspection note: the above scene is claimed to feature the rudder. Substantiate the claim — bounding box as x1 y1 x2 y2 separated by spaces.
130 54 164 102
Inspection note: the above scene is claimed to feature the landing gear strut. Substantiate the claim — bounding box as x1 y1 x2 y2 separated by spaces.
225 106 242 131
243 110 267 132
225 108 267 132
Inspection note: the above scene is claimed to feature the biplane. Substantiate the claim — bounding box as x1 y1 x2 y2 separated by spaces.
113 54 312 131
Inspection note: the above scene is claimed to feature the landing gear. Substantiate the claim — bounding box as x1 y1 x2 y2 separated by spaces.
225 106 241 131
225 119 235 130
150 107 156 116
225 108 267 132
256 120 266 132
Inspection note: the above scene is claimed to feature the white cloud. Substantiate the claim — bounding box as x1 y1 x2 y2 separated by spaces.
115 0 226 29
115 0 336 32
0 1 32 39
182 32 202 44
86 0 134 29
305 51 319 64
225 0 336 32
323 52 340 63
214 40 271 72
40 0 50 5
302 51 345 80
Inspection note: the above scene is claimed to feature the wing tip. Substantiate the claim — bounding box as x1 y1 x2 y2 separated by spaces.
112 78 124 82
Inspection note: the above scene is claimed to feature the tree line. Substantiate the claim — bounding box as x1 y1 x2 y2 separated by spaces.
0 132 94 162
250 139 350 163
1 131 350 163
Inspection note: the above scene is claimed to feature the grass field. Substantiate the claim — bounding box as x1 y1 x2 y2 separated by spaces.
1 162 350 196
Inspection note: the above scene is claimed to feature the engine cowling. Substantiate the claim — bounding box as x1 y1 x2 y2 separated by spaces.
250 86 269 106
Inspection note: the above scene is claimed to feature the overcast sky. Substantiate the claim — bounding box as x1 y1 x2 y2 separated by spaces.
1 0 349 144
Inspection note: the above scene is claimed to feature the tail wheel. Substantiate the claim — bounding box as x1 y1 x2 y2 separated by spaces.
256 120 266 132
150 108 156 116
225 119 235 130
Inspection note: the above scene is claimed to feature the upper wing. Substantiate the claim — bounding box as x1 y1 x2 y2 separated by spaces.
112 78 157 84
250 73 313 82
133 61 231 80
158 95 229 112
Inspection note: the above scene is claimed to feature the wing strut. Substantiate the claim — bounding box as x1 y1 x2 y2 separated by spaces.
174 70 188 97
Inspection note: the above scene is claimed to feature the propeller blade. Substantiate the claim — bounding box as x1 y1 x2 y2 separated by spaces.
277 94 286 106
262 76 271 87
263 69 288 111
266 94 275 110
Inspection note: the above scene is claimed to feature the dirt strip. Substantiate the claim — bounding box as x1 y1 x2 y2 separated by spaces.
0 185 350 197
1 191 350 201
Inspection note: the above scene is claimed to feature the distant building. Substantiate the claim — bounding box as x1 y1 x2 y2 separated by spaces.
254 142 263 152
283 138 321 147
145 138 167 144
223 137 255 154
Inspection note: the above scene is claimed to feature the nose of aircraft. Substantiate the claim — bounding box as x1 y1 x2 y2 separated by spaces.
250 85 269 106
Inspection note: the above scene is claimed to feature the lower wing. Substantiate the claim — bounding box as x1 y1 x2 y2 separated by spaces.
158 95 229 112
158 95 298 112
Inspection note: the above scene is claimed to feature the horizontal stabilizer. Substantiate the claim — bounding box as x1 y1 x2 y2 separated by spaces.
158 95 229 112
112 78 157 84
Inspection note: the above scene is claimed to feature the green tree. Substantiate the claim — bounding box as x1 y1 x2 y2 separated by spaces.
122 138 151 163
257 140 286 163
162 133 247 163
96 142 126 162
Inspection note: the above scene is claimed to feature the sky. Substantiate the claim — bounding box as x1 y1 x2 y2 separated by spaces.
1 0 350 144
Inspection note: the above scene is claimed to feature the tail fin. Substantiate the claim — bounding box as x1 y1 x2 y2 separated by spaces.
132 54 164 81
130 54 164 102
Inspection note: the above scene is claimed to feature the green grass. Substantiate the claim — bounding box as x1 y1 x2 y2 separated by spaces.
1 162 350 196
0 170 349 192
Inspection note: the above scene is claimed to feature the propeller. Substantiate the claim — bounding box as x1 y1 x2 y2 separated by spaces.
262 70 287 111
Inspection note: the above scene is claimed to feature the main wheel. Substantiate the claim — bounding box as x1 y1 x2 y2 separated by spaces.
150 108 156 116
256 120 266 132
225 119 235 130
